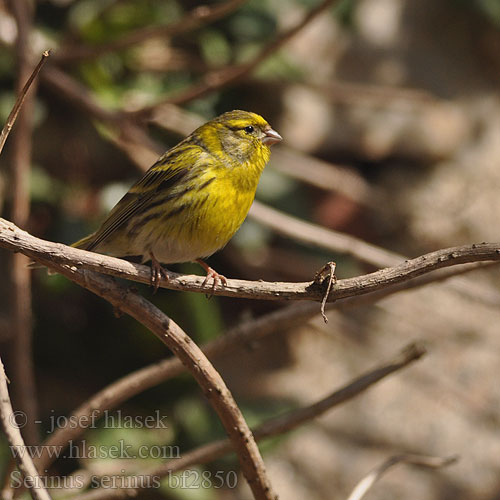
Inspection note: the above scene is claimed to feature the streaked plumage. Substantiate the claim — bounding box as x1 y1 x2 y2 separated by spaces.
73 110 282 288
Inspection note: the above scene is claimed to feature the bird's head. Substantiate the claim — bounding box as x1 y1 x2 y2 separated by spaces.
198 110 282 166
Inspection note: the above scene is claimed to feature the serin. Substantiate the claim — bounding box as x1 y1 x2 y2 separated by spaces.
73 110 282 290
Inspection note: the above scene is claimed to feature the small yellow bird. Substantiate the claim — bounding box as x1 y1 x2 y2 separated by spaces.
73 110 282 289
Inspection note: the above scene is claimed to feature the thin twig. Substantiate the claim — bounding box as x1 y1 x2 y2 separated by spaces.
346 453 458 500
35 259 276 500
0 50 50 155
72 342 426 500
254 342 426 437
0 357 51 500
54 0 248 63
134 0 341 113
3 218 500 303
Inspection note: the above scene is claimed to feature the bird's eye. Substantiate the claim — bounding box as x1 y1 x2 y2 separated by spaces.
244 125 254 134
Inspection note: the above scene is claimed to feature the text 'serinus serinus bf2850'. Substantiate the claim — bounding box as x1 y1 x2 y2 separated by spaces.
73 110 282 290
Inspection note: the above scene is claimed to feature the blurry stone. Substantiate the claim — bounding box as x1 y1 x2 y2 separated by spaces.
280 85 333 152
355 0 404 47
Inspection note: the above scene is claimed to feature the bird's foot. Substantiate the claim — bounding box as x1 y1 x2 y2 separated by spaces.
149 252 169 293
196 259 227 294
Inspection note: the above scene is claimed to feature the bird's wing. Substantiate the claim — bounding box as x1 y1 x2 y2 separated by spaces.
79 144 199 251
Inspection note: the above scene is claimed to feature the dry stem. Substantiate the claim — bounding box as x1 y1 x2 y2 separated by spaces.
0 358 51 500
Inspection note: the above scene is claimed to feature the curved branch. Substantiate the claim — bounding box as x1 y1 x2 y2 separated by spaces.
35 258 275 499
1 218 500 303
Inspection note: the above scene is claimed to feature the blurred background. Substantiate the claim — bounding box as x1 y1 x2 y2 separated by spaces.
1 0 500 498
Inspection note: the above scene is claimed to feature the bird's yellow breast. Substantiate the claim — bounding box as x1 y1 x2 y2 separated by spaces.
169 158 263 259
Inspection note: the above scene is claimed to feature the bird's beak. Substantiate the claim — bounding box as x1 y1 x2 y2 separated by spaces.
262 127 282 146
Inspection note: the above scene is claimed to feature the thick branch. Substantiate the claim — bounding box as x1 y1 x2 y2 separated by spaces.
1 218 500 303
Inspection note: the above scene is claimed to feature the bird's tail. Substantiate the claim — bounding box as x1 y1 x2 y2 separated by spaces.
71 233 95 250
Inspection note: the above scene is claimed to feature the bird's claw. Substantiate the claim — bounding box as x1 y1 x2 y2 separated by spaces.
202 267 228 293
149 252 169 293
196 259 227 296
